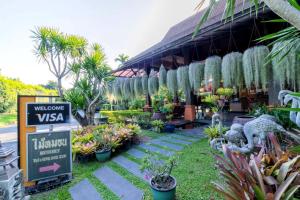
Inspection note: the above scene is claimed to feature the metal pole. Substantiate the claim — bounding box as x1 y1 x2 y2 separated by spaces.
49 97 54 132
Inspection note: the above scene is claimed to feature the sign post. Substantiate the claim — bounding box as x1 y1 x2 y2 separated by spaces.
26 131 72 181
18 95 72 193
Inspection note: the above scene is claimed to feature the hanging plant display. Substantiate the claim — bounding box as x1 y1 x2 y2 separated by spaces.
122 78 132 100
204 56 222 91
177 66 192 103
142 74 148 95
166 69 178 96
222 52 244 89
242 45 271 90
148 76 159 96
159 64 167 87
130 78 135 98
112 78 123 99
189 61 204 93
272 40 300 90
134 77 143 97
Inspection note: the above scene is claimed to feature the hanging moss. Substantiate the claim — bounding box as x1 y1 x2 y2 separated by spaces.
159 64 167 87
112 78 123 99
242 45 271 90
166 69 178 96
189 61 205 93
142 74 148 95
122 78 132 100
242 48 255 89
130 78 135 98
204 56 222 91
148 76 159 96
222 52 244 89
272 39 300 91
134 77 143 96
177 66 192 103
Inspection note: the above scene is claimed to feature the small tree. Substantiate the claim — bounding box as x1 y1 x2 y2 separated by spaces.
64 44 114 126
32 27 88 96
115 53 129 67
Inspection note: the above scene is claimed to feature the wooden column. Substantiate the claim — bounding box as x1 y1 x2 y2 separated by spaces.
144 65 152 112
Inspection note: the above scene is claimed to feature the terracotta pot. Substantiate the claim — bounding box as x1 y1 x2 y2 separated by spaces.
184 105 196 121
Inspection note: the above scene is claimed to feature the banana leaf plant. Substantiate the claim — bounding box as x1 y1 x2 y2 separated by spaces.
212 133 300 200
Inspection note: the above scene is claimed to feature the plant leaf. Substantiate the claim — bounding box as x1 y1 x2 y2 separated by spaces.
277 155 300 183
275 172 299 200
253 185 265 200
283 185 300 200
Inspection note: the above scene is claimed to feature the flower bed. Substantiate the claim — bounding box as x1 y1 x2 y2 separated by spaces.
72 123 141 162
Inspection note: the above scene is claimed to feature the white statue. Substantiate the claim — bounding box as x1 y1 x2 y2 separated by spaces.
278 90 300 127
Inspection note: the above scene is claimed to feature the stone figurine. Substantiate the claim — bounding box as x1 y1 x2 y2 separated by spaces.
225 114 286 153
278 90 300 128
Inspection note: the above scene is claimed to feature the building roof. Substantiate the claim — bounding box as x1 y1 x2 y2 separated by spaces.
114 0 262 77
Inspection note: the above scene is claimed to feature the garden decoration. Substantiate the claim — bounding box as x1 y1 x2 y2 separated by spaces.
130 78 135 98
225 114 286 154
177 66 192 104
221 52 244 89
112 78 123 100
166 69 178 96
134 77 143 97
272 40 300 91
159 65 167 87
204 56 221 91
141 155 177 200
278 90 300 127
188 61 204 93
148 76 159 96
242 45 271 91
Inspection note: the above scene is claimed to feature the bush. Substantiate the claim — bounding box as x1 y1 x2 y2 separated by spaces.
72 123 141 160
100 110 151 123
0 75 57 113
203 125 229 140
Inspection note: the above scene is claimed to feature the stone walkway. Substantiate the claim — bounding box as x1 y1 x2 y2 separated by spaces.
68 128 205 200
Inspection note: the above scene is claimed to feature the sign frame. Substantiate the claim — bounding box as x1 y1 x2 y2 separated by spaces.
25 102 71 127
26 130 72 182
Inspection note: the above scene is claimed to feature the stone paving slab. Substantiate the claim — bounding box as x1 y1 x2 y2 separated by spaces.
170 134 200 142
94 166 144 200
112 156 146 180
180 127 206 138
69 179 103 200
138 143 174 156
160 136 192 145
126 148 147 159
150 139 184 151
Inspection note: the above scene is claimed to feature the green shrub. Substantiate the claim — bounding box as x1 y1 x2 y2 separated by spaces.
203 125 228 140
0 75 57 113
100 110 151 123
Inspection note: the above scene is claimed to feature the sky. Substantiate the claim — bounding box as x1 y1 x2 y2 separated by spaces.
0 0 201 86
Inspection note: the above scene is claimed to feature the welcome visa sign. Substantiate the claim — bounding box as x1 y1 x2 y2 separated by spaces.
26 103 71 126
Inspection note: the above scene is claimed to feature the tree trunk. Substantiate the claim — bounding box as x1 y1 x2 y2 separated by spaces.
57 78 63 97
263 0 300 30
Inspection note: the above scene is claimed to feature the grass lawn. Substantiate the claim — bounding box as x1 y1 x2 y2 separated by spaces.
31 130 221 200
0 113 17 127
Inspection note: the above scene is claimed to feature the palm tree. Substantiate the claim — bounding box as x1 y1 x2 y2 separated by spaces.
115 54 129 67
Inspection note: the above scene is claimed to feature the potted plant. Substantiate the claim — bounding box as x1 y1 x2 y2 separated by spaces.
141 155 177 200
93 128 119 162
151 120 165 133
164 114 175 133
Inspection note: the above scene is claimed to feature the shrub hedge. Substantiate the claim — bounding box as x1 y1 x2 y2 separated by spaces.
0 75 57 113
100 110 151 123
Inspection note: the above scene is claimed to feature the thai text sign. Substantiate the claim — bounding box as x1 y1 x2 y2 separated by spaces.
26 103 71 126
27 131 72 181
